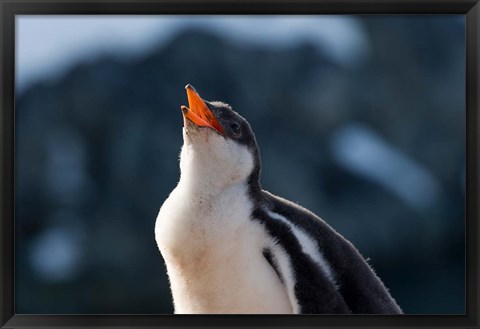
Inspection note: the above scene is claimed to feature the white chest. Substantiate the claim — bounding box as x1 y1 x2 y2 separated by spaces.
155 183 292 314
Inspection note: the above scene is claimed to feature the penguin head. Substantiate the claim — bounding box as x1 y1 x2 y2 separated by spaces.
179 84 261 189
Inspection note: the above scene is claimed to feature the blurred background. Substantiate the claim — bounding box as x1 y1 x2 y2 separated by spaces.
15 15 465 314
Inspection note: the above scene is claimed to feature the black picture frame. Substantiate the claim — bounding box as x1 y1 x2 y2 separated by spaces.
1 0 478 328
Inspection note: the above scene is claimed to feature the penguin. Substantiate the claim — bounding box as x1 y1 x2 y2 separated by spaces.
155 84 403 314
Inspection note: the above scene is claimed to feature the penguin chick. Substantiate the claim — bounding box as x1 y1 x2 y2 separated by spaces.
155 84 403 315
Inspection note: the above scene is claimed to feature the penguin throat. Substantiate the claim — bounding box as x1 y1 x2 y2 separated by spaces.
179 154 239 197
179 136 256 194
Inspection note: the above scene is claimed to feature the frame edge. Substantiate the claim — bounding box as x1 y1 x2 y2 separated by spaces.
1 0 16 327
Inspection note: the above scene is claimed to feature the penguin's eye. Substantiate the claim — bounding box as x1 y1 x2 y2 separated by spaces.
231 123 241 135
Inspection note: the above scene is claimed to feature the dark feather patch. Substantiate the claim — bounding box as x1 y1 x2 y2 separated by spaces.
253 208 351 314
259 191 403 314
262 248 283 283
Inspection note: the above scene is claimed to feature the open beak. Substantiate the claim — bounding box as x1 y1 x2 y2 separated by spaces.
181 84 224 135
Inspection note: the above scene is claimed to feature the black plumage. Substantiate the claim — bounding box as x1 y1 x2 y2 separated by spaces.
254 192 402 314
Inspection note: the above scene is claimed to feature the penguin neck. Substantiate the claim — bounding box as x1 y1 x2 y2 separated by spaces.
246 148 263 202
178 159 230 197
247 169 262 199
178 138 262 195
178 167 262 199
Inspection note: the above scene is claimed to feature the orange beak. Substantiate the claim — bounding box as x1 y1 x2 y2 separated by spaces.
181 84 224 135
